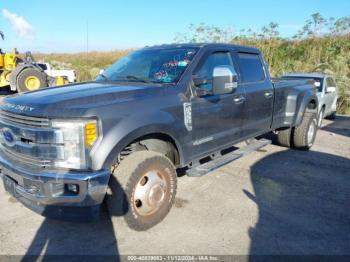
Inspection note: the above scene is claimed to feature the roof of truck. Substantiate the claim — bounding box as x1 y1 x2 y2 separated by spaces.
143 43 260 53
283 72 328 79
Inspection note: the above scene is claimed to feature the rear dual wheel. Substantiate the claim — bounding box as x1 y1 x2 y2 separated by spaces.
293 112 317 150
277 112 317 150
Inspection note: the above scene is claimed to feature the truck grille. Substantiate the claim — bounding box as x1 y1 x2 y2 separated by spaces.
0 110 50 127
0 110 57 168
0 144 52 167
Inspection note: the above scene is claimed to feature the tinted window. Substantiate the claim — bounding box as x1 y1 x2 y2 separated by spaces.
37 63 48 71
195 52 233 92
238 53 265 83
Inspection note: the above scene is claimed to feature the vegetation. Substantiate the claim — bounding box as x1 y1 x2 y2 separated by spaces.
33 13 349 114
32 49 132 82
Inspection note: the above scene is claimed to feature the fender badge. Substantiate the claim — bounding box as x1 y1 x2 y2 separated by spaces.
183 102 192 131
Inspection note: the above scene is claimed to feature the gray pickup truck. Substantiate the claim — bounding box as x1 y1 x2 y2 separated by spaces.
0 43 318 230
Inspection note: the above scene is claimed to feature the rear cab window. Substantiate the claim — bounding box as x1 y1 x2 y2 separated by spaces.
237 53 265 83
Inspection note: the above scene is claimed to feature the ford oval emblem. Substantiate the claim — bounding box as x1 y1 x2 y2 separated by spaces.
2 128 16 147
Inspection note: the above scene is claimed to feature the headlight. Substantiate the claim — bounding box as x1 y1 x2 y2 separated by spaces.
51 119 99 169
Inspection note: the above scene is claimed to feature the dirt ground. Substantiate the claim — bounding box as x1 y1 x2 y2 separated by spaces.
0 116 349 257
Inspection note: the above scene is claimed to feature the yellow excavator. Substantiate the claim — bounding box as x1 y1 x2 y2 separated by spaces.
0 31 68 93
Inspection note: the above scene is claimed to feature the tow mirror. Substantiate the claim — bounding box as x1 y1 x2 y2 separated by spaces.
212 65 238 95
326 86 336 93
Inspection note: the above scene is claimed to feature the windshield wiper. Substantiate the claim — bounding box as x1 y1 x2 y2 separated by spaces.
117 75 151 83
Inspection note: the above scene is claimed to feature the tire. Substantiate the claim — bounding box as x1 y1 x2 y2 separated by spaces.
277 128 292 148
317 108 324 127
326 111 336 120
106 151 177 231
293 112 318 150
16 67 48 92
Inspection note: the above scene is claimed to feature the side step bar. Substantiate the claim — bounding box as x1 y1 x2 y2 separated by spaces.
186 138 271 177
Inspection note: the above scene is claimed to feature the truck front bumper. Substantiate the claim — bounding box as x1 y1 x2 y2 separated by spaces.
0 153 110 221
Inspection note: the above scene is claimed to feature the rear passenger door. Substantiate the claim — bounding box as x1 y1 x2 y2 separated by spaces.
235 52 274 138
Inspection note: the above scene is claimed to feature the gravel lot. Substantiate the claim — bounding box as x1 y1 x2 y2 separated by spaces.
0 113 349 257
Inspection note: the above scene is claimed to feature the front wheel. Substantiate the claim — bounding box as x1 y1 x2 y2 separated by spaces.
106 151 177 231
293 112 318 150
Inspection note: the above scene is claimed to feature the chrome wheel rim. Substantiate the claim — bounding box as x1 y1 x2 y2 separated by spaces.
307 120 316 146
133 170 167 216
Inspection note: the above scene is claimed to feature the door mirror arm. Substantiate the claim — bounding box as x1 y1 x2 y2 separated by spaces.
192 76 213 97
195 87 212 97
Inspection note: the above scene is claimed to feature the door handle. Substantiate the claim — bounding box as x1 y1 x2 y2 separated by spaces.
264 91 273 99
234 95 246 104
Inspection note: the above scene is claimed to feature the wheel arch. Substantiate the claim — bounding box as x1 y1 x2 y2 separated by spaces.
294 95 318 126
95 126 184 171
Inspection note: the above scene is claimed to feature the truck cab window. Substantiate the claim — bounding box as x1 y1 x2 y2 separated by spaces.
195 51 233 92
238 53 265 83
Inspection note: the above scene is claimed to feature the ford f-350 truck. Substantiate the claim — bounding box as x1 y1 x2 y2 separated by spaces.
0 43 318 230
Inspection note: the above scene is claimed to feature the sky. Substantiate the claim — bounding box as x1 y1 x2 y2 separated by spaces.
0 0 349 53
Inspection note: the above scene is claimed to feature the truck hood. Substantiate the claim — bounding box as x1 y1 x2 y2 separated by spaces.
0 81 159 118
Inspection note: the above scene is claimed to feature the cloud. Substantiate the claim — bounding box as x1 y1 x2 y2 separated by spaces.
2 9 34 39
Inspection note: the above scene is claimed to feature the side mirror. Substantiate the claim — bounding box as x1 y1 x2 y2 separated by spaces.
99 68 105 75
326 86 336 93
212 65 238 95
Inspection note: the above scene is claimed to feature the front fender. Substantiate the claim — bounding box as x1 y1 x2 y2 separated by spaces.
91 110 186 170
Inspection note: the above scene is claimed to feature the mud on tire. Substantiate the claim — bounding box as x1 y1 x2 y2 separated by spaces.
106 151 177 231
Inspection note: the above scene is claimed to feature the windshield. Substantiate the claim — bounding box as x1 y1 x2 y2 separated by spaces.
97 47 198 84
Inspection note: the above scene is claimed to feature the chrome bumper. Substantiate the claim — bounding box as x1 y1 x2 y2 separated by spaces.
0 152 110 207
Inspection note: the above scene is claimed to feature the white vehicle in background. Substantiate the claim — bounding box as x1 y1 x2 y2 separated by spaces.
35 62 76 83
282 73 338 127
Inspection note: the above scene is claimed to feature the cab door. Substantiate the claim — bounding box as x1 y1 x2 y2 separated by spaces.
235 52 274 138
190 49 245 158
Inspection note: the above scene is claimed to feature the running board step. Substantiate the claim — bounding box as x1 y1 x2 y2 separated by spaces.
186 138 271 177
